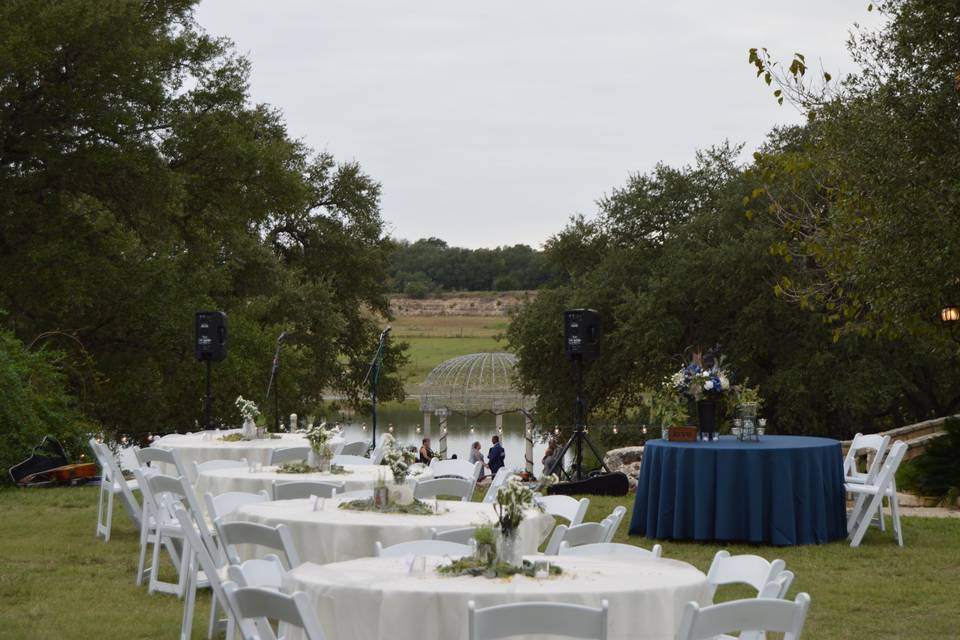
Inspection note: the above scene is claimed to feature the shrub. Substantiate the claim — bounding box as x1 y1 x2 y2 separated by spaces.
910 418 960 502
0 329 92 482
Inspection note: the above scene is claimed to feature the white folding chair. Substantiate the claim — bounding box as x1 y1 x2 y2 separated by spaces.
844 432 891 530
215 519 303 569
193 458 248 482
468 600 609 640
677 593 810 640
339 441 369 456
481 467 513 503
172 507 242 640
760 570 795 599
331 454 373 466
430 526 477 545
274 480 342 500
544 519 611 556
135 471 214 597
558 541 663 559
223 583 329 640
135 446 190 481
374 539 473 558
413 477 474 502
89 438 142 541
269 446 311 466
204 490 271 522
847 440 907 547
536 495 589 526
214 519 302 639
601 506 627 542
430 458 483 481
706 550 786 602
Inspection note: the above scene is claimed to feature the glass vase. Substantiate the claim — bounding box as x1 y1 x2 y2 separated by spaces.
242 418 256 439
497 532 523 567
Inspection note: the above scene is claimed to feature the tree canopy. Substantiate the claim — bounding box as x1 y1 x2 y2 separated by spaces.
0 0 405 440
508 0 960 437
386 238 553 296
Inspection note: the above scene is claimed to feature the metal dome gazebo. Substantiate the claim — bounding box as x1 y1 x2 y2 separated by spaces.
418 352 537 471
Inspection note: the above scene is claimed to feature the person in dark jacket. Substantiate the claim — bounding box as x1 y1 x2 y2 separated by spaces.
488 435 505 475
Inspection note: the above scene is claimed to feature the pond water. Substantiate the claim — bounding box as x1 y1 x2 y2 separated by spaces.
322 402 552 473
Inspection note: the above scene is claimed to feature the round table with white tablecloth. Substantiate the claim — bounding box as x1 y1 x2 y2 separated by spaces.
150 430 345 475
233 497 554 565
195 464 433 499
282 554 711 640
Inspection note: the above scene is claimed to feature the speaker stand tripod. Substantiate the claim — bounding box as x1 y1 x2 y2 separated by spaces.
203 359 213 430
547 356 610 481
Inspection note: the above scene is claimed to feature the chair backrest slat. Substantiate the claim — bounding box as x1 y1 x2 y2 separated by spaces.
536 495 589 526
224 584 328 640
558 541 662 559
215 519 303 568
339 441 369 456
469 600 608 640
678 594 810 640
269 446 311 466
414 477 474 502
375 539 473 558
429 458 483 481
430 526 477 545
274 480 341 501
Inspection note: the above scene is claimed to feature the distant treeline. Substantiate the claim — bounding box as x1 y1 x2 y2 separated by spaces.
387 238 554 295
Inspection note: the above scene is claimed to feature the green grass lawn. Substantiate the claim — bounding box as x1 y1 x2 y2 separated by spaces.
1 487 958 639
392 315 509 386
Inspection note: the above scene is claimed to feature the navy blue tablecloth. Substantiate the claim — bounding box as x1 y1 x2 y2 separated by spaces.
629 436 847 545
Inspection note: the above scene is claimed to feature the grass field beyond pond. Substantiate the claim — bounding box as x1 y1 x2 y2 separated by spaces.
393 315 508 386
1 487 958 639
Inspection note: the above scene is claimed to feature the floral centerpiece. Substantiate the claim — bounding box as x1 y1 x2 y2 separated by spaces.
235 396 260 439
435 519 563 579
494 477 538 566
667 349 732 440
305 422 340 471
380 434 417 505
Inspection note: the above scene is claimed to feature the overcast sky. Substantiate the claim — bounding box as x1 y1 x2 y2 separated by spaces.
195 1 880 249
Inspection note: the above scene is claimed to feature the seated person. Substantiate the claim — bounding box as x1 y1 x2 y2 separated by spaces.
418 437 435 464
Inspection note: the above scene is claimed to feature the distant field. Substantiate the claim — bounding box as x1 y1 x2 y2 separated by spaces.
401 335 506 385
392 315 509 339
390 303 514 387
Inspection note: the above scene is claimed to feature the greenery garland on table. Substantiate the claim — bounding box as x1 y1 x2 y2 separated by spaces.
436 557 562 579
338 497 440 515
275 462 353 475
219 432 280 442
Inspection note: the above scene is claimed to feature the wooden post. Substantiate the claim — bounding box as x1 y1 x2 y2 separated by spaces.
439 417 448 459
525 415 535 475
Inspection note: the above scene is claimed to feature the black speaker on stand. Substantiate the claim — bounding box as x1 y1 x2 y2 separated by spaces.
548 309 610 481
195 311 227 430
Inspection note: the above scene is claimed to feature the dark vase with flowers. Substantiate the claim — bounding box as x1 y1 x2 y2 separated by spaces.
697 400 718 441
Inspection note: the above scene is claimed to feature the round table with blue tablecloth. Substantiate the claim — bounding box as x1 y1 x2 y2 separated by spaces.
629 435 847 545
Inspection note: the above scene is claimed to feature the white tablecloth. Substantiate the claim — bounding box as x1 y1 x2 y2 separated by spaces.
283 555 710 640
150 431 345 475
234 498 554 565
195 465 434 499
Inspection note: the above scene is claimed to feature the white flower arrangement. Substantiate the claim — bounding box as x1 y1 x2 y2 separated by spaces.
306 422 340 456
235 396 260 422
380 434 417 483
495 477 537 537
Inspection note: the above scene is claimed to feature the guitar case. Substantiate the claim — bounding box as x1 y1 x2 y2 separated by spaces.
546 471 630 497
8 436 94 487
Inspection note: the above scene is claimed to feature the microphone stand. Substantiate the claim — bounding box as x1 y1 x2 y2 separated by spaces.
265 333 285 433
362 328 390 448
